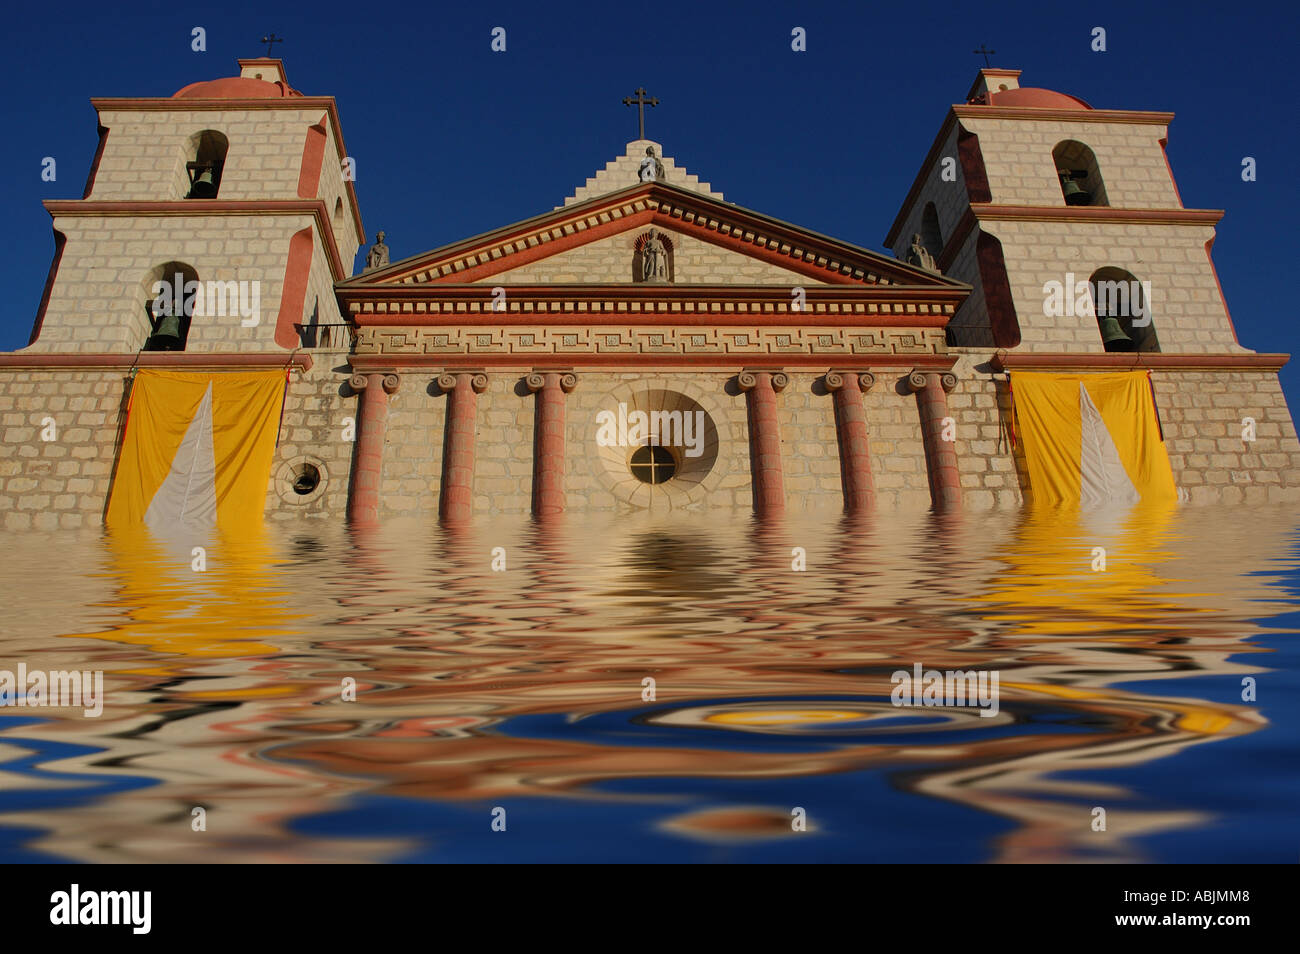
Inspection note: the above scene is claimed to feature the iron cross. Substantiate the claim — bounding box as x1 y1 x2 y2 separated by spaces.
973 45 996 67
623 87 659 140
261 33 284 56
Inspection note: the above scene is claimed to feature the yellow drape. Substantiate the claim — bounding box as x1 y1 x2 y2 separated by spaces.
106 369 285 534
1012 371 1176 506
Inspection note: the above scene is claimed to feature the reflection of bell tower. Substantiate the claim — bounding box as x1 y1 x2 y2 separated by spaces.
886 67 1243 356
26 57 364 354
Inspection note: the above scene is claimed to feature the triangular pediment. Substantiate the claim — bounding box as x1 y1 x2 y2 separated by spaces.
339 181 964 291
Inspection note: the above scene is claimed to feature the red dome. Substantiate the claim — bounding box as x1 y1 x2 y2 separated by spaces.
172 76 301 99
985 87 1092 110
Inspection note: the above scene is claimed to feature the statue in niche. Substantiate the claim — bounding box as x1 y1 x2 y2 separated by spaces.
364 230 390 271
639 230 669 282
638 146 666 183
904 232 938 273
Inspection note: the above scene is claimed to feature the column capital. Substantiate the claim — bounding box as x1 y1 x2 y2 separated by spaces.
525 371 578 394
438 371 489 394
905 369 958 394
824 370 875 393
738 369 790 393
349 372 401 394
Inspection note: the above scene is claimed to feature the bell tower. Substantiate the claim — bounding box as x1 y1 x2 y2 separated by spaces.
26 57 364 355
886 68 1242 357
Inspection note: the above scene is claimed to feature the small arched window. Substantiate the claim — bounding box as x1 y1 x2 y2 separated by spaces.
1089 267 1158 353
142 261 199 351
185 130 229 199
333 196 345 240
920 203 943 263
1053 140 1108 207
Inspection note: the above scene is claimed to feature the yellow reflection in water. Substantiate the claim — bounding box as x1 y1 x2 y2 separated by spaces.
67 525 297 662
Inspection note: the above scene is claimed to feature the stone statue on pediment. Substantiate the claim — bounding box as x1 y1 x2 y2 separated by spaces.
638 146 666 183
364 231 389 271
905 232 938 273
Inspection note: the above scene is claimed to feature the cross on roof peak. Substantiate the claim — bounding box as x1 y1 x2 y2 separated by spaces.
622 87 659 141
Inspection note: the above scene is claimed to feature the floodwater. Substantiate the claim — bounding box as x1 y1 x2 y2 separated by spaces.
1 503 1297 863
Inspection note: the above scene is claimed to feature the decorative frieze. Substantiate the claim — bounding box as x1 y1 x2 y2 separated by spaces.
354 325 947 357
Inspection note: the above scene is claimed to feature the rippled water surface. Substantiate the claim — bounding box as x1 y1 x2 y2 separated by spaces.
2 504 1298 863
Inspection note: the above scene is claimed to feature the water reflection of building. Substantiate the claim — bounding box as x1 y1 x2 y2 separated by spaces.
0 505 1294 861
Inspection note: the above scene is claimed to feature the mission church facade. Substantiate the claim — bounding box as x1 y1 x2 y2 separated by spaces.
1 58 1297 529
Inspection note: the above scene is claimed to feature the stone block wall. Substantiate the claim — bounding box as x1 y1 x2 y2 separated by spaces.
1152 370 1300 505
938 233 992 348
28 211 341 353
957 116 1180 210
888 122 969 263
988 219 1240 353
0 370 128 530
564 139 721 207
948 352 1025 510
306 367 976 518
92 105 357 243
263 361 355 521
3 360 1296 528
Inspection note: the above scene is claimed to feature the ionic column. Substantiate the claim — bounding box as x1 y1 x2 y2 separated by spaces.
825 370 876 512
738 369 789 515
346 372 400 527
525 371 577 517
906 369 962 512
437 371 488 524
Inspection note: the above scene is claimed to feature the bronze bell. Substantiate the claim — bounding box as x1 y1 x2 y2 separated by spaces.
1059 169 1091 206
150 312 184 350
1099 316 1134 351
187 162 218 199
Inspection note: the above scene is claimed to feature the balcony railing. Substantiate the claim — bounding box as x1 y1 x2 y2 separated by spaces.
294 322 357 351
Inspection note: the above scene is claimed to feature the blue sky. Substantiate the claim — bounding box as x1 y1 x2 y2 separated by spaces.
3 0 1297 400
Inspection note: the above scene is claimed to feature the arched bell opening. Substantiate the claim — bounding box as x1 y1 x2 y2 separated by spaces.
183 130 229 199
1089 266 1159 353
1053 140 1108 207
140 261 199 352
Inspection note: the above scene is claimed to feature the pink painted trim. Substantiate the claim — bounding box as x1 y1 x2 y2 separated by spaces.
27 231 66 347
744 372 785 514
440 374 479 524
351 313 952 329
914 374 961 512
349 354 960 372
953 105 1174 124
1158 137 1184 209
347 374 390 527
0 352 313 370
531 373 567 516
274 228 315 349
1203 237 1241 347
971 204 1221 225
832 380 875 511
990 352 1286 371
82 125 109 199
296 115 328 199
